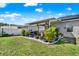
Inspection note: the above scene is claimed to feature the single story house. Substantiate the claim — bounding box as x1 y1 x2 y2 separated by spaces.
26 14 79 44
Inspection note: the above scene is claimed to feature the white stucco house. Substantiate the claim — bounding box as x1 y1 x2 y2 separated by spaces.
26 14 79 44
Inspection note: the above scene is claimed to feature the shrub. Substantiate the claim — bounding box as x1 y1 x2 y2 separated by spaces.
26 31 30 36
21 29 26 36
21 29 30 36
44 26 58 42
0 33 12 37
58 33 63 36
0 31 12 37
34 31 40 39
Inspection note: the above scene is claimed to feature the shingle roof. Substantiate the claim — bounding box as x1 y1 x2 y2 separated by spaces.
59 14 79 20
25 14 79 26
26 18 55 25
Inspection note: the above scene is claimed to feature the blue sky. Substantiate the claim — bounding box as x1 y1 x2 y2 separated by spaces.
0 3 79 25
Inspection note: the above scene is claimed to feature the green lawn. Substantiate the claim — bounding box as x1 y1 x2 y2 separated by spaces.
0 36 79 56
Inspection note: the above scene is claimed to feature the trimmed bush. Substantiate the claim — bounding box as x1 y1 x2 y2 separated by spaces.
26 31 30 36
0 33 13 37
2 34 12 37
21 29 26 36
21 29 30 36
44 26 58 42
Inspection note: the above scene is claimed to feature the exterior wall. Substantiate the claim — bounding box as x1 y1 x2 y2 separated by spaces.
27 18 79 38
28 25 45 32
51 19 79 38
73 26 79 38
1 26 18 29
73 26 79 44
28 26 38 31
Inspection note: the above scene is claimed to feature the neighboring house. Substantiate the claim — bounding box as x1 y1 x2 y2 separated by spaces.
0 26 22 35
26 14 79 44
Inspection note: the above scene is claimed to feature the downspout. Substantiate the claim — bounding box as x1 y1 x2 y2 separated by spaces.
37 24 39 33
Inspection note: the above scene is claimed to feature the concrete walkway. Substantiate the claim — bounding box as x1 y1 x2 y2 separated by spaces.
24 37 54 45
63 37 76 44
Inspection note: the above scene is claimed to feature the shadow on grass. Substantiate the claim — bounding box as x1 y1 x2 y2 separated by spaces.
55 39 76 45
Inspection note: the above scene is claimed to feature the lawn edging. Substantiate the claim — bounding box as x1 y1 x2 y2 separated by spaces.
23 36 54 45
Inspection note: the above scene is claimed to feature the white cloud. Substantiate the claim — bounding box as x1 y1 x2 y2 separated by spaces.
0 13 21 21
24 3 38 7
10 18 15 21
31 19 37 21
0 18 4 21
0 18 4 22
35 8 43 12
30 18 37 21
71 13 77 15
48 15 54 18
55 13 65 18
0 13 21 18
0 3 7 8
22 17 37 23
58 13 64 16
22 18 26 20
47 11 52 14
12 13 21 17
5 12 10 14
39 17 43 19
22 18 30 21
67 7 72 11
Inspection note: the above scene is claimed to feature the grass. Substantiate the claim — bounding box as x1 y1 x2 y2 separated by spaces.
0 36 79 56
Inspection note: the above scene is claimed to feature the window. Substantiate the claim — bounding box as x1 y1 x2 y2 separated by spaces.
66 23 73 32
67 26 73 32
